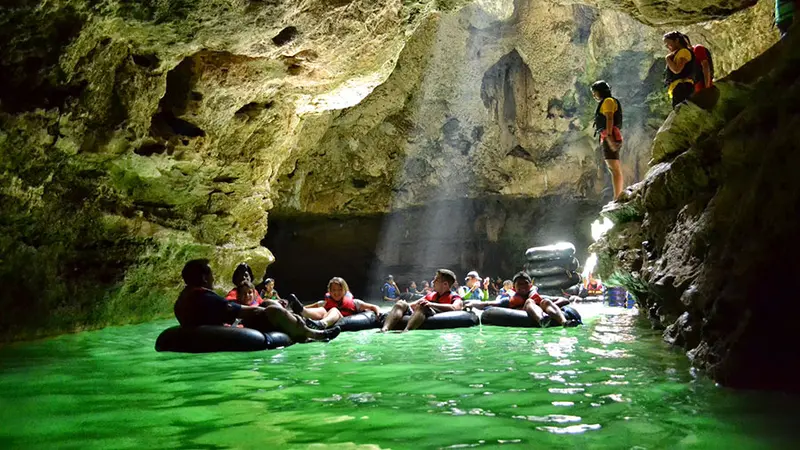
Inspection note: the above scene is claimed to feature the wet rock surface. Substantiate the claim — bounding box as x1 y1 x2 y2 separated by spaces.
592 34 800 391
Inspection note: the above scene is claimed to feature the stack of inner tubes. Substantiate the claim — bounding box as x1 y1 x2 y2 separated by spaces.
524 242 582 296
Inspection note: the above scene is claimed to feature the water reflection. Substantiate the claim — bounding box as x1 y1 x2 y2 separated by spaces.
0 310 797 449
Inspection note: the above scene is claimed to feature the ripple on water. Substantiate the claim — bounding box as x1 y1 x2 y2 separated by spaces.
0 310 798 449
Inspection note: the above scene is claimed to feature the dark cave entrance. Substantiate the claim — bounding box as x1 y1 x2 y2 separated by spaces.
263 196 601 302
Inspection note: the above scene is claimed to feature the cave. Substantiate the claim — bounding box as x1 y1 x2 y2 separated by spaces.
263 195 601 301
3 1 800 445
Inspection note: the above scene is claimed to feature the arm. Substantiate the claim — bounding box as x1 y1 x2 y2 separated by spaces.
236 305 265 321
466 299 506 310
701 60 712 88
428 299 463 312
307 300 325 308
382 285 398 301
665 52 688 74
354 299 381 315
604 111 619 150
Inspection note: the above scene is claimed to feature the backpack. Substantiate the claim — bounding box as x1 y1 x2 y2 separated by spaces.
692 45 714 85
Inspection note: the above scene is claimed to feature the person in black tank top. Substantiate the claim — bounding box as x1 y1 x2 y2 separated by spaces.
591 80 624 200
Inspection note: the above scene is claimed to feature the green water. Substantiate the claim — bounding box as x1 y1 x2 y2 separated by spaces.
0 306 797 449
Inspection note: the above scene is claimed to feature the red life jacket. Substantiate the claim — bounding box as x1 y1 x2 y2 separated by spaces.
323 292 358 316
225 289 262 306
508 290 542 309
423 290 461 305
587 281 603 296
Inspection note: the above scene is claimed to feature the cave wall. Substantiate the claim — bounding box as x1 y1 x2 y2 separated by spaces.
0 0 458 340
591 33 800 391
0 0 778 340
272 0 777 215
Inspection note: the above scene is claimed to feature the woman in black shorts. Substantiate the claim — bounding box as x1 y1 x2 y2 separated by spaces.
591 80 624 200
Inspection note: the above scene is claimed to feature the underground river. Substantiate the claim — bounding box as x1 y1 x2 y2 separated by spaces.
0 305 797 449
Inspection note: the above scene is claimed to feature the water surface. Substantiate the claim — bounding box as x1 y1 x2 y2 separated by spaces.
0 305 796 449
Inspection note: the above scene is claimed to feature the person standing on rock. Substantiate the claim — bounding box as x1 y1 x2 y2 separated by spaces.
664 31 696 109
591 80 624 201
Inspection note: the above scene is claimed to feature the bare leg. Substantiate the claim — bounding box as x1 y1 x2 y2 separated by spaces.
605 159 624 200
381 301 409 332
303 306 327 320
539 299 566 326
259 299 282 308
253 306 339 342
523 299 546 326
404 308 429 332
320 307 344 328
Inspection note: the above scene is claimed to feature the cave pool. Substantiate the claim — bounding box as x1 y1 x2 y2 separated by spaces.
1 304 798 449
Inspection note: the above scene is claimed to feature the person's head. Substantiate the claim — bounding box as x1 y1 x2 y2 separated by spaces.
433 269 457 294
232 262 254 286
410 281 417 289
423 280 430 288
512 271 533 296
182 259 214 288
591 80 612 101
263 278 275 292
663 31 690 52
503 279 513 290
328 277 350 301
386 275 394 283
464 270 481 288
236 280 256 306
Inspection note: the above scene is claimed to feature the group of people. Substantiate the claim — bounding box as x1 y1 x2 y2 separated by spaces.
591 31 716 201
381 271 496 303
173 260 578 343
379 269 575 333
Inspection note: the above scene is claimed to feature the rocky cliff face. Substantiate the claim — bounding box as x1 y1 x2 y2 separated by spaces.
0 0 778 340
592 33 800 391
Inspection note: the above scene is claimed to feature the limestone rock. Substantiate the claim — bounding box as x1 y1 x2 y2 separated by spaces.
592 34 800 391
568 0 758 25
0 0 782 341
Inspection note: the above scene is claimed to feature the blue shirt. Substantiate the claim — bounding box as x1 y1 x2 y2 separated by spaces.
174 287 241 327
382 283 398 299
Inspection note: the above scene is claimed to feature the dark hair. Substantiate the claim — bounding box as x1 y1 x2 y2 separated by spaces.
436 269 457 286
232 262 254 286
591 80 612 98
236 280 255 295
182 259 212 286
263 277 274 286
512 271 532 283
663 31 691 49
